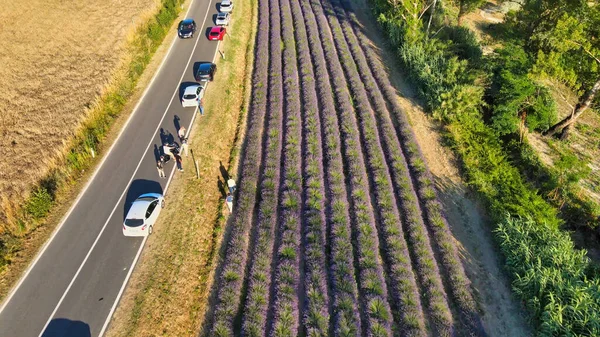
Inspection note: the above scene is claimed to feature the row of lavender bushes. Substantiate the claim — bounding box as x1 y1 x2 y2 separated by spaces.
239 0 284 333
323 0 461 334
318 0 445 335
337 0 482 333
288 0 331 334
308 0 396 335
297 0 363 334
210 0 271 334
268 0 304 333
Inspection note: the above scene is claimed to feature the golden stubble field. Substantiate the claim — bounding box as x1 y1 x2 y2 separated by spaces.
0 0 158 228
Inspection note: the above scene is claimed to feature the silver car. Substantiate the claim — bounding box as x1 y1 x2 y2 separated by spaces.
123 193 165 237
215 12 230 26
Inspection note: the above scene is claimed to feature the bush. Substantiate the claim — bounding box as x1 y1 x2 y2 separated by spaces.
25 187 54 220
496 215 600 336
440 26 483 62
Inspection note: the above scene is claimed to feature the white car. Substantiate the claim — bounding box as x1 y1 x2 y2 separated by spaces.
219 0 233 13
215 12 230 26
181 84 205 108
123 193 165 237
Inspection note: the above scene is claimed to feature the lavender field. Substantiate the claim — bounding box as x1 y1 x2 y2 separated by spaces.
208 0 483 335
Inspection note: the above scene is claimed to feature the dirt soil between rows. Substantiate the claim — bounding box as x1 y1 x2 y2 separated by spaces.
348 0 532 335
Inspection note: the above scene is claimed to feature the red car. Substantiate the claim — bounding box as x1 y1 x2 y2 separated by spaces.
208 26 226 41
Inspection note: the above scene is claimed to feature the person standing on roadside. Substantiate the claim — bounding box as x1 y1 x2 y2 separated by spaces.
157 156 166 178
199 98 205 116
180 137 189 157
178 126 186 140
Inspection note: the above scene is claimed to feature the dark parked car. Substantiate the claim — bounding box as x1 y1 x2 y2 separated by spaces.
178 19 196 38
195 63 217 82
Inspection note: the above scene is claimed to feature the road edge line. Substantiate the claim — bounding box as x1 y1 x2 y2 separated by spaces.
97 36 221 337
96 7 221 337
31 4 210 337
0 0 192 317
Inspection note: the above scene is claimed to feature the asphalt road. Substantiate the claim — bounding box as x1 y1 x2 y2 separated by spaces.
0 0 223 335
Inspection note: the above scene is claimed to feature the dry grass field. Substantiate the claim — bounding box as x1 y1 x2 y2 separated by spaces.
0 0 158 230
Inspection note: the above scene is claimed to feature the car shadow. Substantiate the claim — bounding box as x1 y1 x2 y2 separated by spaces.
179 81 199 101
41 318 91 337
205 27 212 40
212 13 218 25
123 179 164 221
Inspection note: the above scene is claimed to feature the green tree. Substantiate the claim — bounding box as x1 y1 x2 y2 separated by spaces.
513 1 600 139
490 44 557 139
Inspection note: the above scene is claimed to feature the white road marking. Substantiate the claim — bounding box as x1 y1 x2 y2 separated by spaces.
98 6 221 337
0 0 190 318
33 1 216 336
97 36 221 337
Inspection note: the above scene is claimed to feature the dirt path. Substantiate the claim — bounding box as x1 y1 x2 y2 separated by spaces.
347 0 532 335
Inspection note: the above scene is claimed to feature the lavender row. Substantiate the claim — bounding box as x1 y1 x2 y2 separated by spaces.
307 0 396 335
288 0 331 334
210 0 270 334
318 0 445 334
297 0 363 334
323 0 459 334
240 0 284 333
268 0 304 334
339 0 482 333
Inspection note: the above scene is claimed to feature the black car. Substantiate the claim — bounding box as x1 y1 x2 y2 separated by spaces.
195 63 217 82
178 19 196 38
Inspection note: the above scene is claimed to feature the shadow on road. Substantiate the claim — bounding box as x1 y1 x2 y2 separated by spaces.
41 318 91 337
123 179 164 220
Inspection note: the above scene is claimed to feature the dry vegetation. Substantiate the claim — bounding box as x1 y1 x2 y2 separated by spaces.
104 0 257 334
0 0 159 230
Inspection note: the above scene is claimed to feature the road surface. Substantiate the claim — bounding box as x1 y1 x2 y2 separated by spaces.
0 0 222 335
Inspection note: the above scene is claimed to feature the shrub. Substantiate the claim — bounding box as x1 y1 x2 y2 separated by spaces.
496 215 600 336
25 187 54 220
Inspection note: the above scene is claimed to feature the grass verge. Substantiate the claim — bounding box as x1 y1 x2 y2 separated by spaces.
104 0 258 335
0 0 190 300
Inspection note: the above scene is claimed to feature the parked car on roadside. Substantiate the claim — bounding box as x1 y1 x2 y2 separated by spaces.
219 0 233 13
215 12 230 26
208 26 226 41
195 63 217 82
123 193 165 237
181 83 205 107
178 19 196 38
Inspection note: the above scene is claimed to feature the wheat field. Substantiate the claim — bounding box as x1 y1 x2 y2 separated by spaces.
0 0 158 229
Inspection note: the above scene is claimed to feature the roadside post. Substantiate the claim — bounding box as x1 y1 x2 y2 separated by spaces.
191 149 200 179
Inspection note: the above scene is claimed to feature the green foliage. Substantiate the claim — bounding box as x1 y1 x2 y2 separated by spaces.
496 215 600 336
399 40 473 115
25 187 54 220
374 1 426 44
546 150 592 206
371 0 600 334
512 1 600 94
447 114 560 226
490 44 557 135
441 26 483 62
